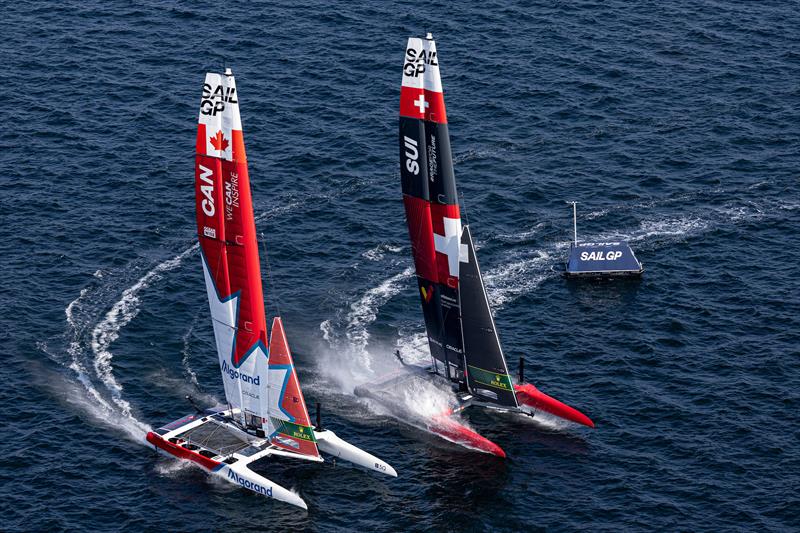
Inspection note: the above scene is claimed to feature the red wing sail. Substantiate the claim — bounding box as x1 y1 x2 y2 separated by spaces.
400 36 467 383
266 317 320 458
195 70 270 426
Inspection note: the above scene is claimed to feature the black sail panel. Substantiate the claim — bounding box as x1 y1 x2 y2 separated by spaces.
459 226 518 407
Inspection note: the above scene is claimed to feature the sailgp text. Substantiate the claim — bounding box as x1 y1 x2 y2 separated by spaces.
200 84 238 116
580 251 624 261
404 47 438 77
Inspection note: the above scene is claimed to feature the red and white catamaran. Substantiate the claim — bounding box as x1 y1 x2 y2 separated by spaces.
357 35 594 457
146 69 395 510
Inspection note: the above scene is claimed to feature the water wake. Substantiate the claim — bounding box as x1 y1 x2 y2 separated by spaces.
91 245 198 423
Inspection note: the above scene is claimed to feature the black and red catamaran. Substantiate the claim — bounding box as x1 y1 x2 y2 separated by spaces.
359 35 594 457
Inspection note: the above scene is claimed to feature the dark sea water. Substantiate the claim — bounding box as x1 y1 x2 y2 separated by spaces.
2 1 799 531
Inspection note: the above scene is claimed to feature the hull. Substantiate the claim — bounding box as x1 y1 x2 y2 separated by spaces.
354 367 506 458
315 429 398 476
147 408 397 508
514 383 595 428
146 410 311 509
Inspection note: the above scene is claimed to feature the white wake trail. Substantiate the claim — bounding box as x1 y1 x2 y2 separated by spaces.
343 267 414 371
89 245 198 435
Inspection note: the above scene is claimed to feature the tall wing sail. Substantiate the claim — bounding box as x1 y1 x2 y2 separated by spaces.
265 318 321 458
195 70 270 426
459 226 518 407
400 35 468 383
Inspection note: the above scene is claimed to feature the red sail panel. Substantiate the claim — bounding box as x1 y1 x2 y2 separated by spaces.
196 70 269 420
221 157 268 365
403 195 438 283
267 318 320 458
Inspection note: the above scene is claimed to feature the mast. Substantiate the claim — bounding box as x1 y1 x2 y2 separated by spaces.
399 34 467 385
571 201 578 246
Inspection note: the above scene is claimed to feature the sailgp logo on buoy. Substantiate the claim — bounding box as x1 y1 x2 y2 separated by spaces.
227 469 272 498
221 360 260 386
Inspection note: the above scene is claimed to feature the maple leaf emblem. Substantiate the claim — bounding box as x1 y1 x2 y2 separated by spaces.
209 130 229 152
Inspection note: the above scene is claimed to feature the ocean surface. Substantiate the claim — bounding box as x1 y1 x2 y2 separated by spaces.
2 1 799 531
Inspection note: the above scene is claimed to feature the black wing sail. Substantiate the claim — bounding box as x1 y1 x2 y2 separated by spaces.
459 226 518 407
400 35 466 383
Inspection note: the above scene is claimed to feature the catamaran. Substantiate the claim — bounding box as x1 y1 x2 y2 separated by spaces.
146 69 396 510
357 35 594 457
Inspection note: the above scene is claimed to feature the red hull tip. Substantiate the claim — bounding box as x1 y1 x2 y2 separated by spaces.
430 416 506 458
514 383 595 428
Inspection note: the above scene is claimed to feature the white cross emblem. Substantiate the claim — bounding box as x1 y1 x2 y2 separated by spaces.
434 217 468 277
414 94 429 114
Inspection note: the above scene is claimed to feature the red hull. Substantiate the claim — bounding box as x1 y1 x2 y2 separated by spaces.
428 415 506 458
146 431 223 471
514 383 594 428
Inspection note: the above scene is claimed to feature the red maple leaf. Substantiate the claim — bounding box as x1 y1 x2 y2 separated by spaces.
209 130 229 152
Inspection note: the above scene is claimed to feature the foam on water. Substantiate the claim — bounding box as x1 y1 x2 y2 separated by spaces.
343 266 414 371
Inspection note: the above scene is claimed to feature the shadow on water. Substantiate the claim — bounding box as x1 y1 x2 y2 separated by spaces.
564 274 643 306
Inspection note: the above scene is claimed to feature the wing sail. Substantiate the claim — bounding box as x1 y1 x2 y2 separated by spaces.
195 70 270 426
459 226 518 407
400 35 467 383
266 318 321 458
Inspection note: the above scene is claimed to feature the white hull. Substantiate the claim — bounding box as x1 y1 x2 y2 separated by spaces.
148 408 396 509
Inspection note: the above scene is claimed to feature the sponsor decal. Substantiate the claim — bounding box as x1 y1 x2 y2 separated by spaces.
578 242 621 247
227 468 273 498
420 285 434 303
404 46 438 77
272 419 316 443
198 164 215 216
201 83 238 116
203 226 216 238
403 135 419 175
580 250 623 261
221 360 261 386
468 365 513 392
427 135 438 180
224 172 239 221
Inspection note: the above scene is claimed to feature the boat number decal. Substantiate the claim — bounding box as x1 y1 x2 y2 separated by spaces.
200 83 238 116
198 164 215 216
403 135 419 175
374 462 386 472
